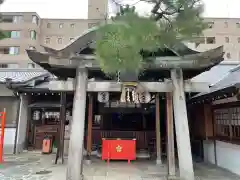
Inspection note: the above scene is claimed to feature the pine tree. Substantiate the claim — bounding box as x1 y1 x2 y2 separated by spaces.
95 0 206 75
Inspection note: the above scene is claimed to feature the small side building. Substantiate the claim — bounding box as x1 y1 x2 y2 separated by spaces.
0 69 50 154
189 65 240 176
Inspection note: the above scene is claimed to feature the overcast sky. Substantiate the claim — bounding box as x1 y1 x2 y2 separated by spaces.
0 0 239 19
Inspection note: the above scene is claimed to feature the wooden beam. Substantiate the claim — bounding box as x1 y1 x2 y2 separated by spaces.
166 92 176 177
55 91 67 164
86 94 93 162
48 80 208 92
184 81 210 93
155 93 162 164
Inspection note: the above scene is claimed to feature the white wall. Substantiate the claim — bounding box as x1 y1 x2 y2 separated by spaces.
203 140 215 164
203 140 240 176
0 128 16 154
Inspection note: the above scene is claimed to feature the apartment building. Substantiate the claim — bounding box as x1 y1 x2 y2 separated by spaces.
0 0 107 69
186 18 240 62
0 0 239 69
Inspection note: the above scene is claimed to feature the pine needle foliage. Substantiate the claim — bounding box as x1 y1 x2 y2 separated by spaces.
95 0 207 75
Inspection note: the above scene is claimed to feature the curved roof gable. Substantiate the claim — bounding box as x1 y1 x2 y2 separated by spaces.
26 26 224 79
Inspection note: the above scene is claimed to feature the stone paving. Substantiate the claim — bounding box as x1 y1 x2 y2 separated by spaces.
0 152 240 180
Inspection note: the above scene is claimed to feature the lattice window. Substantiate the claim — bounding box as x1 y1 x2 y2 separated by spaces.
214 107 240 140
214 109 230 137
230 107 240 138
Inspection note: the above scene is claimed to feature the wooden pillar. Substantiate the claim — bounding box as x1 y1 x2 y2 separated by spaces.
86 94 93 163
155 93 162 164
55 91 67 164
66 67 88 180
166 92 176 177
171 69 194 180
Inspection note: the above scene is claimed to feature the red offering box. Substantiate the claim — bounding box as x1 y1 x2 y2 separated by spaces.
102 138 136 163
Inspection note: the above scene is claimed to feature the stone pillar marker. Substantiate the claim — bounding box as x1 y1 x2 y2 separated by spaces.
66 67 88 180
171 68 194 180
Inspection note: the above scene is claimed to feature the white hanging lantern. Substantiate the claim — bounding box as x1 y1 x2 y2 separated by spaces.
33 111 40 120
98 92 109 103
138 92 151 103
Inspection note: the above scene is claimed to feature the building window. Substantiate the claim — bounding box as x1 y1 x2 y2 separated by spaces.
9 47 20 55
70 38 74 42
32 15 39 25
13 16 23 23
28 63 35 68
45 38 50 44
47 23 51 28
237 22 240 28
70 23 75 28
214 108 240 141
10 31 21 39
58 38 62 44
206 37 216 44
59 23 63 29
29 46 36 50
224 22 228 28
0 47 10 54
8 63 19 68
30 30 37 40
0 64 8 68
225 37 229 43
208 22 214 28
226 52 231 59
238 37 240 43
88 22 100 28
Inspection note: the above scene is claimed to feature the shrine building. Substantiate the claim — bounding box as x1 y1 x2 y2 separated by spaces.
2 27 239 180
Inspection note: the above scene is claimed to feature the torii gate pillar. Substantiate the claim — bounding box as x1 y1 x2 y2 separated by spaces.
66 67 88 180
171 68 194 180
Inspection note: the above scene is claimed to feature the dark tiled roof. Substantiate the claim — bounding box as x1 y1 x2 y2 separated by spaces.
0 69 50 83
191 63 240 99
191 63 237 86
211 65 240 91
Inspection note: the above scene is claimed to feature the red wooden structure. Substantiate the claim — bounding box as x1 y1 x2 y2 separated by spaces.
0 110 6 163
102 138 136 164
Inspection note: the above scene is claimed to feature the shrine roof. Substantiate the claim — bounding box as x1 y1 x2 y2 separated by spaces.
26 27 224 79
0 69 50 83
190 64 240 102
191 63 237 86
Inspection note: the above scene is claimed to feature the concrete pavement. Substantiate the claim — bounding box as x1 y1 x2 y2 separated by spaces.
0 152 240 180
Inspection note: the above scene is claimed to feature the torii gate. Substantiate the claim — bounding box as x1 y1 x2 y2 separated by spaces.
26 28 224 180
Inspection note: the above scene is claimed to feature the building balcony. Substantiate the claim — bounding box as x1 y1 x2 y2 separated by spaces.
0 22 40 33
